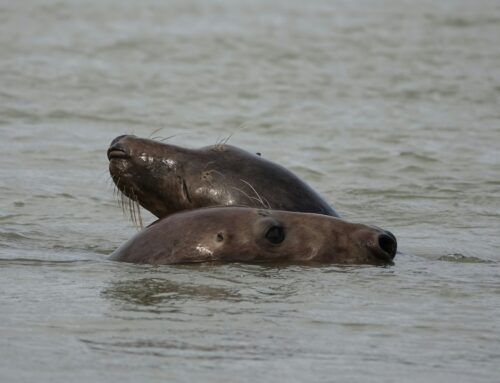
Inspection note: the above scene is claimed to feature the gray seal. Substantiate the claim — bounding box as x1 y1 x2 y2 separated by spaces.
110 207 397 265
107 135 338 219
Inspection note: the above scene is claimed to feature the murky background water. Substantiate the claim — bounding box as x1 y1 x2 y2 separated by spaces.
1 0 499 382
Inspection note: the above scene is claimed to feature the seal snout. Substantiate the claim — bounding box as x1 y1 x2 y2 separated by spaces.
107 135 133 161
110 135 130 146
376 231 397 260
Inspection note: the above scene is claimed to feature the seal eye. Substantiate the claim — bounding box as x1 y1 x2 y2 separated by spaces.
265 225 285 244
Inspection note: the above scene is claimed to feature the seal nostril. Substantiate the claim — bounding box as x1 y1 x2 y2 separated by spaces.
378 233 397 258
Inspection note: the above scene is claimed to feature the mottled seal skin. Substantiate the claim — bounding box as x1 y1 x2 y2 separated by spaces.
107 135 338 219
110 207 397 265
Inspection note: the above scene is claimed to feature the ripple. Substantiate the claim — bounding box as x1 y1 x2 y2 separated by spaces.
0 231 31 241
399 151 439 163
397 165 426 173
0 214 27 221
438 254 495 264
0 258 94 266
33 193 76 200
440 16 500 28
1 1 500 381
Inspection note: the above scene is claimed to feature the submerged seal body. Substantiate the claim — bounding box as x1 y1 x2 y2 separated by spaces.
107 135 338 219
110 207 397 265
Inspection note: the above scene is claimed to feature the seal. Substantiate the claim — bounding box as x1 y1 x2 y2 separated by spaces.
107 135 338 220
109 207 397 265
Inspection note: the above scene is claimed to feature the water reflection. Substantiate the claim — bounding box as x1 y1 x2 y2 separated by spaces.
102 277 241 306
100 262 381 318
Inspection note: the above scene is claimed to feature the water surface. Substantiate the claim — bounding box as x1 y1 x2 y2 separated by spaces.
1 1 499 382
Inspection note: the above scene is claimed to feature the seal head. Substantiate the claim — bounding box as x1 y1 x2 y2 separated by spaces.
108 135 338 219
110 207 397 266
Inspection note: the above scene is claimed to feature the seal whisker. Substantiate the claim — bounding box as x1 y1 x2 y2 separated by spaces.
147 130 190 142
240 179 266 208
215 135 223 147
149 127 164 138
216 122 248 148
159 133 187 142
231 187 255 203
115 187 121 206
262 196 272 209
119 190 125 213
130 190 140 229
119 181 128 217
123 186 131 219
232 186 267 208
130 200 135 227
115 178 122 208
131 189 144 229
112 182 118 200
127 188 137 228
222 132 234 146
131 196 138 229
210 170 226 179
215 133 233 150
136 201 143 228
111 173 144 229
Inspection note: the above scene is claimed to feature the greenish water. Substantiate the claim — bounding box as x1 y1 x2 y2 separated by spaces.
1 1 499 382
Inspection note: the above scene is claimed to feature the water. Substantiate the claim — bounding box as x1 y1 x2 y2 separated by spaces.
1 0 500 381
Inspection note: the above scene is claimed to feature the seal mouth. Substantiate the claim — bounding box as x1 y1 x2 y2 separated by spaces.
107 145 130 161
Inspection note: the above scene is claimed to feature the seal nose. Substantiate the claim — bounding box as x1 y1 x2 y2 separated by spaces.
110 134 131 147
377 231 397 260
107 135 133 161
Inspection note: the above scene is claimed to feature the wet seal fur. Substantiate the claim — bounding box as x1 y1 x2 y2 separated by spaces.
108 135 338 221
110 207 397 265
